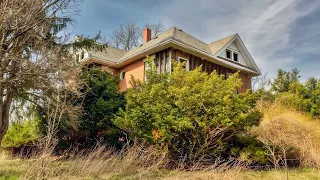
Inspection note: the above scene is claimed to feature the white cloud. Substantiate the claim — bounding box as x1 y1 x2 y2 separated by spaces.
149 0 320 80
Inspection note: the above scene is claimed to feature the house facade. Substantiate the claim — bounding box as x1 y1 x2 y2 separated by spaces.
75 27 260 92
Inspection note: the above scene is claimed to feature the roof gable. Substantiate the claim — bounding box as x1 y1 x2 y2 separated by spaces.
212 34 260 74
209 34 236 55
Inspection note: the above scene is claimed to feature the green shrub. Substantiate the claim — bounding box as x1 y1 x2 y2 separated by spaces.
77 67 126 147
1 119 41 148
114 59 263 165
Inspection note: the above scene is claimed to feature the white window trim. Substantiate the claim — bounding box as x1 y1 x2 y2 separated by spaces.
226 49 232 60
119 70 126 80
178 57 190 71
233 52 238 62
226 49 239 62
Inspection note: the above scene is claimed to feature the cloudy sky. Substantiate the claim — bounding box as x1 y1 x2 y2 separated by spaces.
73 0 320 81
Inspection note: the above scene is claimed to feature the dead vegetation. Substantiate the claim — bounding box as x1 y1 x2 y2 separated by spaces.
252 99 320 169
2 100 320 179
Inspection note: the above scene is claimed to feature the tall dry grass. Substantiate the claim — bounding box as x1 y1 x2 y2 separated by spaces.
20 143 167 179
252 99 320 169
17 142 246 179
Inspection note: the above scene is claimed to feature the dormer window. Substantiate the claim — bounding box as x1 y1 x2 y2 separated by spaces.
226 49 231 59
233 52 238 62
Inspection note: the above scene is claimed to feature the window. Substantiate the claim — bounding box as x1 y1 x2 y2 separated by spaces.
226 49 231 59
81 51 84 59
233 53 238 62
178 57 190 71
119 70 125 80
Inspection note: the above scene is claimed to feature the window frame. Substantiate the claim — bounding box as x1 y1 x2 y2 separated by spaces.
226 49 232 59
233 52 238 62
178 57 190 71
119 70 126 80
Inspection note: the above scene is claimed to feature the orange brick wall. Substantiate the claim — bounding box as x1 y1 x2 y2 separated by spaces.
118 59 145 92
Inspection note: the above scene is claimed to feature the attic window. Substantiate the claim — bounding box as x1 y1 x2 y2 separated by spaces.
233 53 238 62
120 70 126 80
226 49 231 59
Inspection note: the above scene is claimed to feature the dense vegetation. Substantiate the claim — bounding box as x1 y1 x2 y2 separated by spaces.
259 68 320 118
77 67 126 147
114 61 263 165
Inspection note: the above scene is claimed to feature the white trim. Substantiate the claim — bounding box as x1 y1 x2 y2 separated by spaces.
119 70 126 80
111 38 259 75
170 40 258 74
233 52 238 62
213 34 260 74
178 57 190 71
226 49 232 59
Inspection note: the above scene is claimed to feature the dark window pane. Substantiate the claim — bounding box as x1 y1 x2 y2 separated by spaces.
233 53 238 62
226 50 231 59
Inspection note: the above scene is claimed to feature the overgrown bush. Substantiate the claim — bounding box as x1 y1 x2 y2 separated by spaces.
267 69 320 118
77 67 126 148
114 60 263 165
1 119 41 149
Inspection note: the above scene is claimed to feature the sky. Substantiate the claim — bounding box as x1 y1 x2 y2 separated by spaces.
72 0 320 81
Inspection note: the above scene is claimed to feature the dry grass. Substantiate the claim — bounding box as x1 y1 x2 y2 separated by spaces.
1 143 320 179
2 100 320 179
252 100 320 169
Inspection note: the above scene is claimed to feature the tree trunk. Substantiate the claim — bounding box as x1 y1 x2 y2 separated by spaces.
0 90 13 147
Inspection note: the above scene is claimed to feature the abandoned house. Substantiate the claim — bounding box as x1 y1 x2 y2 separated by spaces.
74 27 260 92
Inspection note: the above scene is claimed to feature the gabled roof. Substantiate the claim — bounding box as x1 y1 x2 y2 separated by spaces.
84 27 260 75
209 34 237 55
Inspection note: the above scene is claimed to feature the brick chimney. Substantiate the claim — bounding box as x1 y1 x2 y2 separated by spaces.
143 28 152 43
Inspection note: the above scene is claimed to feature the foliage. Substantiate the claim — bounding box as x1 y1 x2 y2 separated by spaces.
271 68 300 93
266 69 320 118
1 119 41 149
114 59 263 165
76 67 126 147
0 0 107 146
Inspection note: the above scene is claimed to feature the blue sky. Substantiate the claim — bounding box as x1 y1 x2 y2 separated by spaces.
72 0 320 81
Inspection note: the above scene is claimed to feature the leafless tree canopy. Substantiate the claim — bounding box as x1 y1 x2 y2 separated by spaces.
0 0 82 145
109 21 165 50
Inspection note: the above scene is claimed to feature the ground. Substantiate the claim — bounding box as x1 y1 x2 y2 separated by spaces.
1 158 320 180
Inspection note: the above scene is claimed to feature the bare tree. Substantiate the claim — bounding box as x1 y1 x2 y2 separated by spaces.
252 72 268 92
0 0 102 146
109 21 165 50
109 22 141 50
143 21 165 37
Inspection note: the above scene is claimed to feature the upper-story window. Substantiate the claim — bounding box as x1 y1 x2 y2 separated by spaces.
226 49 232 59
233 52 238 62
178 57 190 71
226 49 239 62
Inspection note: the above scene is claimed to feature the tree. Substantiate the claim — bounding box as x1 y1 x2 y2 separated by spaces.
0 0 105 146
77 67 126 147
109 21 165 50
114 60 262 165
271 68 300 93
